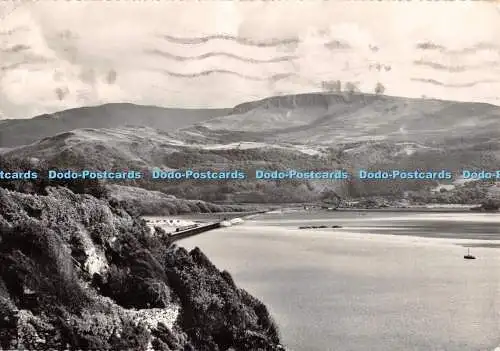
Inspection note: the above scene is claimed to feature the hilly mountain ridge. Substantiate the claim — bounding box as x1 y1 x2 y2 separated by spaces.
2 92 500 203
0 103 229 148
2 92 500 149
182 92 500 146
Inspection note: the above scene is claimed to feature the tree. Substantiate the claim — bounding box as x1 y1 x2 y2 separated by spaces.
322 80 341 92
375 82 385 95
344 82 359 94
480 199 500 211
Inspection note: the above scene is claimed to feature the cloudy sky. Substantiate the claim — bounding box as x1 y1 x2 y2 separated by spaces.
1 0 500 118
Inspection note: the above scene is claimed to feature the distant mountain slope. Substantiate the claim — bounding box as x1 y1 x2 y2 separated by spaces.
177 92 500 145
3 92 500 149
3 126 348 203
4 126 334 169
5 120 498 203
3 92 500 201
0 103 229 147
4 120 499 203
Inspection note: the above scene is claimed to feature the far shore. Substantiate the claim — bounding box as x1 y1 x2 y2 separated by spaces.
139 203 499 218
230 203 485 213
333 207 482 213
143 209 270 221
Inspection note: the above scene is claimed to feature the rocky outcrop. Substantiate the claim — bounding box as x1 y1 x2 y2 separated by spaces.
0 187 284 350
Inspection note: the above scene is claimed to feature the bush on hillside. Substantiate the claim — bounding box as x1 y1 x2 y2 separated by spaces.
164 247 282 350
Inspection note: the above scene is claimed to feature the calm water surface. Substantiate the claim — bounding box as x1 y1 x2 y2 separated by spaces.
179 211 500 351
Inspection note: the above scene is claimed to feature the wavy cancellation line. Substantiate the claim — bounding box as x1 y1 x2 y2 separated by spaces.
158 34 299 47
413 60 500 72
411 78 499 88
416 41 500 54
145 49 297 64
157 69 297 81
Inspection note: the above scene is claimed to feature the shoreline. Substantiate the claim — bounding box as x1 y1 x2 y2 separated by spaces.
137 202 497 218
223 203 486 213
334 207 479 213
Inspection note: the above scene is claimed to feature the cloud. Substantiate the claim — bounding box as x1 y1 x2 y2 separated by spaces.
1 1 500 118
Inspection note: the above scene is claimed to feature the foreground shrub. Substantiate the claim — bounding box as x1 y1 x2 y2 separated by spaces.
164 247 282 350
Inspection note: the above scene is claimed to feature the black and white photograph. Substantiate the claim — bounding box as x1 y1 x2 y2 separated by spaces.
1 1 500 350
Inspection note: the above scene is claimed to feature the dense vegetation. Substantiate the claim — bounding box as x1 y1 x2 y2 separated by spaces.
3 150 498 210
0 155 109 198
0 186 284 350
3 140 355 203
406 180 497 205
471 198 500 211
0 156 248 215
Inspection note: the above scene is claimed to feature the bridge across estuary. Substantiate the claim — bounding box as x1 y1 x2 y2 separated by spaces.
146 210 268 242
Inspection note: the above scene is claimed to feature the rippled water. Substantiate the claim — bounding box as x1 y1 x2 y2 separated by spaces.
179 211 500 351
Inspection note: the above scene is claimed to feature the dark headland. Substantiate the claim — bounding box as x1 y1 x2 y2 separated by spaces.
0 186 285 350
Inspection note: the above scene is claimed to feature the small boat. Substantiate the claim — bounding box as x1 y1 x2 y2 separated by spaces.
464 248 476 260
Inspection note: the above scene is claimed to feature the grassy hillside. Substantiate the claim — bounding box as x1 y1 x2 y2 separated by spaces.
4 92 500 150
175 93 500 172
178 93 500 145
2 131 351 203
0 103 229 148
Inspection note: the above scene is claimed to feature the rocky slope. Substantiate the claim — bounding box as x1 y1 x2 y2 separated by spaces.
0 187 284 350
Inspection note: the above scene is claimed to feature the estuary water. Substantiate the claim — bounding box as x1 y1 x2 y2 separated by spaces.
179 211 500 351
